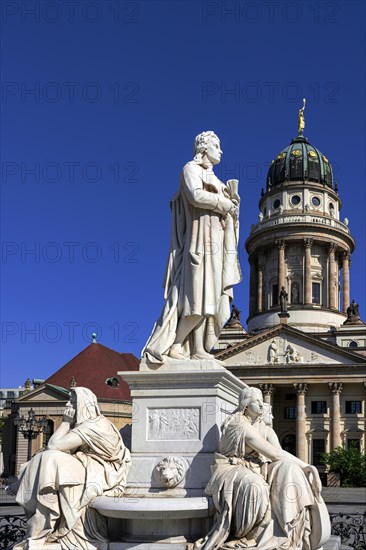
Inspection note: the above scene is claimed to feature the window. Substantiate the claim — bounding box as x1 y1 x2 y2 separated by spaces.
349 341 358 348
43 420 54 447
345 401 362 414
313 439 325 466
106 377 119 388
286 393 296 401
272 284 279 306
282 434 296 456
273 199 281 209
291 282 300 304
284 407 297 419
312 196 321 207
312 282 321 304
291 195 301 206
347 439 360 451
7 391 15 398
311 401 327 414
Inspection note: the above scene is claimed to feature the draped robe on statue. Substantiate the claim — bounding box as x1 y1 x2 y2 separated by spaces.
194 413 329 550
143 160 242 363
14 388 131 550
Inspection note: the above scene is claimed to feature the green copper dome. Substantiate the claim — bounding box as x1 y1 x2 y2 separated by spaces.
266 134 334 189
266 101 334 190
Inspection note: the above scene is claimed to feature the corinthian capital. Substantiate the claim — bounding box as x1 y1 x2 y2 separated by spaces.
304 239 313 249
329 382 343 394
259 383 274 396
294 382 308 395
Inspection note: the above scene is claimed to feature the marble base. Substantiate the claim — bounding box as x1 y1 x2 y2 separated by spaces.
119 361 246 492
116 360 245 543
107 536 343 550
109 545 186 549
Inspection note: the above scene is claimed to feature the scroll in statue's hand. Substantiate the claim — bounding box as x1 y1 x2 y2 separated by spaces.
226 179 239 198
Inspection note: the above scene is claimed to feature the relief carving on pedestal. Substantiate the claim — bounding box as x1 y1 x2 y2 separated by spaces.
148 408 200 440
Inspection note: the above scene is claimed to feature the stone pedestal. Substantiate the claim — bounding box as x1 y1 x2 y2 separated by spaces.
111 360 246 547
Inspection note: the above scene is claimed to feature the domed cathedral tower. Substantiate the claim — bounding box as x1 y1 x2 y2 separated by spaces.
245 100 355 333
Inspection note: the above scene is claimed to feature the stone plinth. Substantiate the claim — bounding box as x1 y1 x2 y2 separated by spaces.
114 360 246 545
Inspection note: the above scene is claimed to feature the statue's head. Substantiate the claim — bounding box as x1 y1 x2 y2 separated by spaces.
193 131 222 166
238 387 264 421
69 387 101 425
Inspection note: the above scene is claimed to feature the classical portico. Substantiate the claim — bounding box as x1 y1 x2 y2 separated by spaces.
216 320 366 466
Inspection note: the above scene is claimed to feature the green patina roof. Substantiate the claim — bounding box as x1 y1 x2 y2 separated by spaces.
267 132 334 189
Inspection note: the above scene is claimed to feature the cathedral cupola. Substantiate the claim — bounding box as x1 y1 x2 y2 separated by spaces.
245 101 355 334
267 100 333 189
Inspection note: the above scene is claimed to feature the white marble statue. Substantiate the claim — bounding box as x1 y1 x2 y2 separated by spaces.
142 131 242 364
285 343 302 363
268 340 278 364
10 387 131 550
194 386 330 550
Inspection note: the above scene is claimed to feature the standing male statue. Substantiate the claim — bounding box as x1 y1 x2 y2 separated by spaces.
142 131 242 365
279 286 288 313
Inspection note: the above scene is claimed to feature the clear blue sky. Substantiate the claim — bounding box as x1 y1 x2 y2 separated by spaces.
1 0 365 388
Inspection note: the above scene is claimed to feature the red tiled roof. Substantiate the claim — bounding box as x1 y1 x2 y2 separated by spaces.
45 343 140 400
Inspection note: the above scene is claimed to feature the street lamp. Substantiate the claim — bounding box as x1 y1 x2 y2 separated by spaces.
14 408 49 461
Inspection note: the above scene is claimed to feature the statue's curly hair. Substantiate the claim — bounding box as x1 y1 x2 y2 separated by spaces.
193 131 219 162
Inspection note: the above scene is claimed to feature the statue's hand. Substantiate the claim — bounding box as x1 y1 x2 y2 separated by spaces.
229 203 239 220
63 406 76 424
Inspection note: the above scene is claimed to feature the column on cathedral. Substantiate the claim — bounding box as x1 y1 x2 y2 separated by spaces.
328 244 337 309
259 383 274 405
294 382 308 461
276 241 286 290
342 251 351 313
249 256 257 316
257 254 264 313
329 382 343 450
304 239 313 305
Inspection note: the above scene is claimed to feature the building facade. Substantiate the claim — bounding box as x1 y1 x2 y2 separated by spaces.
1 341 139 477
216 107 366 475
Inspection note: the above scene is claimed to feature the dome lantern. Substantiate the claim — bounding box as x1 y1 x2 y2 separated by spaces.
266 100 334 189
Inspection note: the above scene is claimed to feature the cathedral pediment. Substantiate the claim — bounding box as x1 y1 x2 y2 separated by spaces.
217 325 364 367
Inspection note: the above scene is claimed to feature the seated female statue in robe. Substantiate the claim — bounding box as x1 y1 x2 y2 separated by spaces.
194 387 330 550
9 387 131 550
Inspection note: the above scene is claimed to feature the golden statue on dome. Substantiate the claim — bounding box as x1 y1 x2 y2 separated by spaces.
298 97 306 134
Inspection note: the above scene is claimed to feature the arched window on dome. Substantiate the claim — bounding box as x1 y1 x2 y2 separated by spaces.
349 341 358 349
308 150 320 182
290 149 303 180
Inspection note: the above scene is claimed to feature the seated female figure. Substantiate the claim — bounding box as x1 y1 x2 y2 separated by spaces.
194 387 330 550
11 387 131 550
